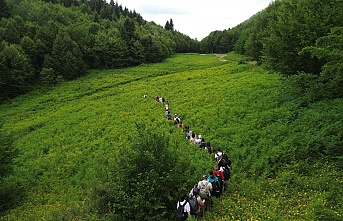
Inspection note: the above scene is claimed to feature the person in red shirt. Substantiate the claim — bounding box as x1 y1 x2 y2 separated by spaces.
213 164 224 195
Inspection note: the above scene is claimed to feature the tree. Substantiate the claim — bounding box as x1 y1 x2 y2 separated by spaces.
299 27 343 99
165 18 174 31
91 30 126 68
0 0 10 19
1 18 21 44
141 34 159 63
95 124 190 220
20 36 38 73
44 30 86 81
120 17 137 44
263 0 339 75
0 42 33 99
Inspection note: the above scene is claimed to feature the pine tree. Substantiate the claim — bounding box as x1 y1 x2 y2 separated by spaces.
165 19 174 31
169 18 174 31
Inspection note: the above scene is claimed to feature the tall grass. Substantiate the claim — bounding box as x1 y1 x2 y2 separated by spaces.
0 53 342 220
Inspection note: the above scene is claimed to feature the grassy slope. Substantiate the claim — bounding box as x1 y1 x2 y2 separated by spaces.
0 53 342 220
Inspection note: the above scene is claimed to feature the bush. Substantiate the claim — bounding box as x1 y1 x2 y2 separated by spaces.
94 123 211 220
0 121 20 213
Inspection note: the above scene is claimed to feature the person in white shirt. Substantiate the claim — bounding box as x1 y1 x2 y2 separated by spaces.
214 147 223 162
195 135 202 146
176 193 191 220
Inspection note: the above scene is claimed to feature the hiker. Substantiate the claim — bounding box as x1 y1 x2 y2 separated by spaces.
214 147 223 162
190 133 196 144
195 135 202 146
183 125 189 134
197 174 212 213
174 114 180 125
205 142 213 154
143 94 147 98
159 97 165 102
164 101 169 111
189 184 198 197
214 164 224 184
189 185 205 219
218 154 232 190
177 120 185 131
208 170 221 199
186 130 192 140
176 193 191 221
166 111 172 120
213 164 224 194
200 137 206 148
154 96 159 102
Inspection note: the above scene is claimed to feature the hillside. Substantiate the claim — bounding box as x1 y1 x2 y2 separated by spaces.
0 53 342 220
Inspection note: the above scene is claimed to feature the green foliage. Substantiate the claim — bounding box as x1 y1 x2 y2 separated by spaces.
0 0 199 101
0 0 11 18
0 41 34 99
0 53 342 220
46 30 86 80
299 27 343 100
0 120 21 213
200 0 342 100
95 124 203 220
164 19 174 31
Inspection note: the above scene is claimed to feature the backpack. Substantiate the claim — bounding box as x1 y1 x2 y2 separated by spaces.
198 181 209 199
219 155 231 181
215 152 223 162
220 154 231 168
208 177 221 198
188 195 199 214
199 189 208 199
223 167 231 181
176 201 186 221
216 173 223 187
207 146 213 154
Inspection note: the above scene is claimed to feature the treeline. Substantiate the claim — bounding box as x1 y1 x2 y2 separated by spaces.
0 0 199 101
2 0 342 102
200 0 343 102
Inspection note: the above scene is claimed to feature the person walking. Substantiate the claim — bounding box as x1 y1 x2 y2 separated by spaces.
197 174 212 213
188 186 205 219
176 193 191 221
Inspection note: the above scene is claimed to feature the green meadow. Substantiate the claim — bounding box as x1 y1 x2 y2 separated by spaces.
1 53 342 220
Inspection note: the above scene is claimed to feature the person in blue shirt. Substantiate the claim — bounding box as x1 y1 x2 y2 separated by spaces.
165 111 172 120
207 170 221 199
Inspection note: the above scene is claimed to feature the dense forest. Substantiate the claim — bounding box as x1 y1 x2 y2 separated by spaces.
0 0 199 100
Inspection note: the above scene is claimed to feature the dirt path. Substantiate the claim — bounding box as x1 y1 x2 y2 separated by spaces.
214 54 228 62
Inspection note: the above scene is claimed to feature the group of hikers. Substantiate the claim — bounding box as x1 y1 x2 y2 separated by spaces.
151 95 232 220
176 149 231 220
